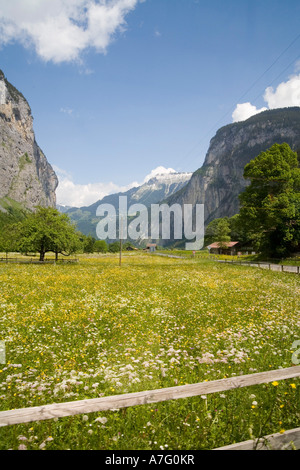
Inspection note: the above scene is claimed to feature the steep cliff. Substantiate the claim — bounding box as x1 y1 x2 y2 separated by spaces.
167 107 300 225
0 70 58 212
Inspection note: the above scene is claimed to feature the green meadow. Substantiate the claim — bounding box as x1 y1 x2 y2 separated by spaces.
0 253 299 450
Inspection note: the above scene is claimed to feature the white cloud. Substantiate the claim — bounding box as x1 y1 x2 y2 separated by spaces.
60 107 74 116
54 165 139 207
143 166 176 183
232 71 300 122
56 178 125 207
264 74 300 109
54 165 178 207
0 0 143 63
232 102 267 123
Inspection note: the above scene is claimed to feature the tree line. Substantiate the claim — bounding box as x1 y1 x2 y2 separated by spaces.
205 143 300 258
0 143 299 260
0 206 134 261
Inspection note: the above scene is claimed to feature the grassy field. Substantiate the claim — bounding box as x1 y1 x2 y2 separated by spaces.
0 253 299 450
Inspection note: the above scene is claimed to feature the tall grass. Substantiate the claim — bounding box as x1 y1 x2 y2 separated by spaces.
0 254 299 449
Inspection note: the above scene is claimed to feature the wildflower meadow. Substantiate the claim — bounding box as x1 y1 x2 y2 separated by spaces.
0 253 299 450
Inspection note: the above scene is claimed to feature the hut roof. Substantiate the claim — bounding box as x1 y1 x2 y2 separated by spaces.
208 241 239 249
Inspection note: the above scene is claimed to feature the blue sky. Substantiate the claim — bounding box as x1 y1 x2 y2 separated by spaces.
1 0 300 206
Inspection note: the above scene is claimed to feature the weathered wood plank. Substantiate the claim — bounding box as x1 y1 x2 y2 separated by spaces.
215 427 300 450
0 366 300 427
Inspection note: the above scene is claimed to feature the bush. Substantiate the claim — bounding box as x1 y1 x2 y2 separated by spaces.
108 241 120 253
94 240 108 253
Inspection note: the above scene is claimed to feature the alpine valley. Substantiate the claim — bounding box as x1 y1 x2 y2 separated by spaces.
0 70 299 245
60 107 300 244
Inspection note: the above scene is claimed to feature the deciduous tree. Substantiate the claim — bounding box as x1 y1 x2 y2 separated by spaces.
16 207 82 261
238 143 300 257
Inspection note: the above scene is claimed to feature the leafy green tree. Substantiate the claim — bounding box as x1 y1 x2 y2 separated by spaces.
108 241 120 253
238 143 300 257
94 240 108 253
16 206 82 261
83 235 95 253
205 217 231 246
0 223 19 259
0 202 28 258
227 214 249 245
205 215 250 248
214 218 231 250
205 218 224 245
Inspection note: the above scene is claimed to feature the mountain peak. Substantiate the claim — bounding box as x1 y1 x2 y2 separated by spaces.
61 169 192 236
143 166 178 183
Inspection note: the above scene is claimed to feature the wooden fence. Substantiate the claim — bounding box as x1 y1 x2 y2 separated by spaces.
1 365 300 450
154 253 300 274
0 258 78 264
218 259 300 274
215 427 300 450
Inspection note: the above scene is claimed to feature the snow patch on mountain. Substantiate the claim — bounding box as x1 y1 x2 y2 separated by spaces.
131 169 192 202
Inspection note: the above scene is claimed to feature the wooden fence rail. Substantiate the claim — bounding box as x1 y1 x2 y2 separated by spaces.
215 427 300 450
0 366 300 429
218 259 300 274
0 258 78 264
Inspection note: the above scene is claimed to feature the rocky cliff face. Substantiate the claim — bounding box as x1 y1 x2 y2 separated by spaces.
167 107 300 225
0 70 58 211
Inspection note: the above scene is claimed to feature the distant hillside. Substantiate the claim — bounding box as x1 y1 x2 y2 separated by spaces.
56 204 73 213
0 197 28 232
61 171 192 237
